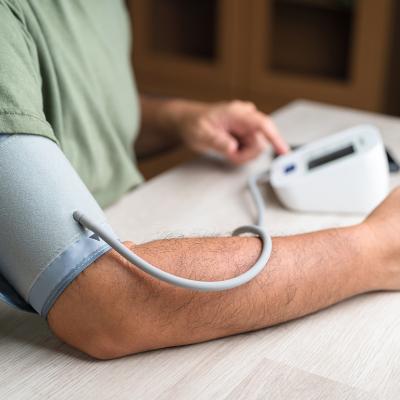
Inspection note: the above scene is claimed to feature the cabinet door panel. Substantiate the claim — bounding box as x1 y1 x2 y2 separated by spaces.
247 0 394 111
130 0 240 99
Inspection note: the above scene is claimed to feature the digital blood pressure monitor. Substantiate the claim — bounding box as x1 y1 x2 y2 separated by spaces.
270 125 390 213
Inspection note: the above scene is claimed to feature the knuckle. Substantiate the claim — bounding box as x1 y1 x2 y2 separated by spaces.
229 100 256 110
229 100 242 109
244 101 256 110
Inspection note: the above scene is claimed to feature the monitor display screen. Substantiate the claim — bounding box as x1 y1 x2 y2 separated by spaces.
308 145 355 170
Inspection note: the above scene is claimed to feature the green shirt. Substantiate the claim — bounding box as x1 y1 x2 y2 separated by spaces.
0 0 143 207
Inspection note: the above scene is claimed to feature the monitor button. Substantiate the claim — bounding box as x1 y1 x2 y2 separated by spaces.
284 164 296 174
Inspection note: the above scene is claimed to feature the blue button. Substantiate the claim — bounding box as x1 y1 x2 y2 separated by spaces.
284 164 296 174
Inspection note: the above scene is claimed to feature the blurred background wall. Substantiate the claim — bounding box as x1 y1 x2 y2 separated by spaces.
127 0 400 178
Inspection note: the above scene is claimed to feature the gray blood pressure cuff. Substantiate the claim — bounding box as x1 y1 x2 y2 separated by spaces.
0 134 115 317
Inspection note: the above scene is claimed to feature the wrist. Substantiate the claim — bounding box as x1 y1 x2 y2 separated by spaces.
326 224 381 294
139 95 208 144
356 221 396 291
160 98 209 139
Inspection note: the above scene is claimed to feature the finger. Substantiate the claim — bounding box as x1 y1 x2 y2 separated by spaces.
203 125 238 156
227 105 289 155
262 117 289 155
242 112 288 155
228 132 268 165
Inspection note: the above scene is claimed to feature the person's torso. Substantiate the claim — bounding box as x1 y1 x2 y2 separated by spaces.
7 0 142 207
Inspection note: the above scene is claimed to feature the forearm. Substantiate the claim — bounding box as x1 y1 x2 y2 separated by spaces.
125 227 374 345
136 95 206 158
48 223 377 359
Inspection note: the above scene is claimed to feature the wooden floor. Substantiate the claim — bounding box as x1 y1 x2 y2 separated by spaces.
1 101 400 399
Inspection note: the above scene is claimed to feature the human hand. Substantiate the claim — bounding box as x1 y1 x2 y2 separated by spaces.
178 100 289 165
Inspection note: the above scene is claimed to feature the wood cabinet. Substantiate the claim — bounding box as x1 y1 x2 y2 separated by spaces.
247 0 394 111
129 0 396 114
130 0 240 101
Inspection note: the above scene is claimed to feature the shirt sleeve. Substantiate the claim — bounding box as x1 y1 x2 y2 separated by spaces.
0 1 55 142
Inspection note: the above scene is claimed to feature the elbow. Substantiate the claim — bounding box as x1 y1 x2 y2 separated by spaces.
48 302 138 361
71 333 124 361
76 332 130 361
48 300 146 360
47 247 147 360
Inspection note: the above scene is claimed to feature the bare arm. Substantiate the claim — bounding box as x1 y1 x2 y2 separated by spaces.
135 96 185 158
47 186 400 360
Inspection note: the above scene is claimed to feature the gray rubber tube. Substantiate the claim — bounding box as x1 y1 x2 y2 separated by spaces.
74 171 272 291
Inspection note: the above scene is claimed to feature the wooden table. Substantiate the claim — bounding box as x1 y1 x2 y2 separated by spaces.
1 101 400 399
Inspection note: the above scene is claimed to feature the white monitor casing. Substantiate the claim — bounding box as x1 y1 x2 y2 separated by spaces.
270 125 389 213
